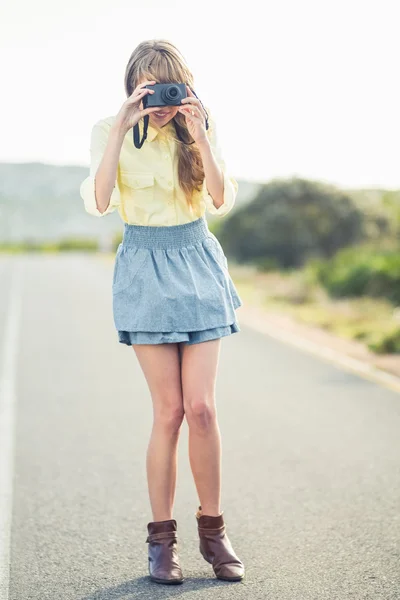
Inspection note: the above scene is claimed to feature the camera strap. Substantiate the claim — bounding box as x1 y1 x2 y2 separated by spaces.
132 87 209 149
133 114 149 148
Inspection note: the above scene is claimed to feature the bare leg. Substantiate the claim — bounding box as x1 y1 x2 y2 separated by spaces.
132 342 185 522
180 339 222 517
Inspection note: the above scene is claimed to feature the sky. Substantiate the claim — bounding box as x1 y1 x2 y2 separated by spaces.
1 0 399 189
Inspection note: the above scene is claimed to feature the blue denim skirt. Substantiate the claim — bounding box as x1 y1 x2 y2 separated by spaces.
112 215 243 346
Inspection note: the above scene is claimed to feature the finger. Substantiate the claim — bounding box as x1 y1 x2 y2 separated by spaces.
179 106 197 117
181 96 199 105
138 80 156 89
178 109 204 126
180 101 202 115
180 97 206 120
130 81 156 97
130 88 155 103
138 88 155 96
179 105 202 118
129 88 154 103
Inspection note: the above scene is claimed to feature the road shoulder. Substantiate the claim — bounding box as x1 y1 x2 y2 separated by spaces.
237 303 400 395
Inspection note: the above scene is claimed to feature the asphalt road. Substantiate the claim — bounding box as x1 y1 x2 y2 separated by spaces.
1 253 399 600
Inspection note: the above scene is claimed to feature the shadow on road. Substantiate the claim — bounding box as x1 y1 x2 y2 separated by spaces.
78 575 243 598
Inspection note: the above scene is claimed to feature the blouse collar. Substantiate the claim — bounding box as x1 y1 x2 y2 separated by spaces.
145 119 175 143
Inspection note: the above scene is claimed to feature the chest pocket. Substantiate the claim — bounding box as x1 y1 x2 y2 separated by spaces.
120 171 155 206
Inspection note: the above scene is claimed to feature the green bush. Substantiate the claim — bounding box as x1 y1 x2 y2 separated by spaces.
253 256 280 272
313 247 400 304
218 177 367 268
368 328 400 354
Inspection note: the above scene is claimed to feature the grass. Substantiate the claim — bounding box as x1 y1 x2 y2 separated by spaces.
0 240 98 252
229 262 400 354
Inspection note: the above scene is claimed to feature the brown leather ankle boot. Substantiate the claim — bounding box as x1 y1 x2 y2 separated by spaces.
145 518 184 584
195 505 245 581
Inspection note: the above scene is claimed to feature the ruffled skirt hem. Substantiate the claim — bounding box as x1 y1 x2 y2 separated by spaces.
118 320 240 346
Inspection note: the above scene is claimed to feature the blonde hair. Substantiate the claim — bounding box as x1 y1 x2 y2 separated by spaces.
124 39 209 211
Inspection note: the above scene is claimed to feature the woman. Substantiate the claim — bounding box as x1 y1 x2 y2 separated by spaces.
80 39 245 585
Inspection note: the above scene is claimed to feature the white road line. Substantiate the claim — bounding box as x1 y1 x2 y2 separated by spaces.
0 259 23 600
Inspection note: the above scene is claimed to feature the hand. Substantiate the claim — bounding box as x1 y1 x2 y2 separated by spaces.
177 85 208 145
114 80 162 134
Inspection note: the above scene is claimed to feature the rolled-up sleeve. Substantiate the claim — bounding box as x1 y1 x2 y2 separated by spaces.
202 113 238 217
80 119 121 217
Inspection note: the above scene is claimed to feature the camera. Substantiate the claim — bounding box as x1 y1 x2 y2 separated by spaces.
133 82 208 149
142 82 187 109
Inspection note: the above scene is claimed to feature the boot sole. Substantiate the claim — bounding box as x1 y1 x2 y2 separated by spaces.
150 575 184 584
216 574 244 582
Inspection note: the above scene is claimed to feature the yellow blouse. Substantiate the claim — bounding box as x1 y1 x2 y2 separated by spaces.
79 110 238 226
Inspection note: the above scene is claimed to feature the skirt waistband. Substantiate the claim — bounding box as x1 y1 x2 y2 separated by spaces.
122 216 210 249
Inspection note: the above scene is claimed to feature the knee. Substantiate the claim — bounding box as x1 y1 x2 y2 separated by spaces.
184 396 216 432
153 401 185 434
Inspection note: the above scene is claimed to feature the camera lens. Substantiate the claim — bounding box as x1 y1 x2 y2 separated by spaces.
162 84 182 105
